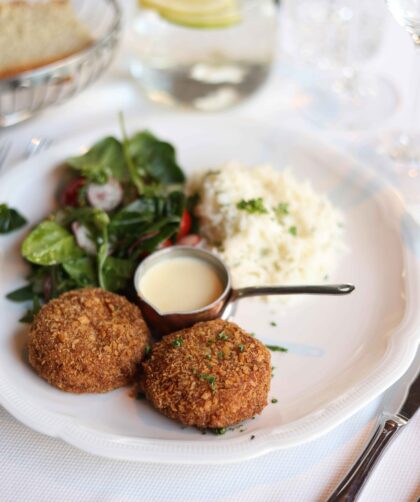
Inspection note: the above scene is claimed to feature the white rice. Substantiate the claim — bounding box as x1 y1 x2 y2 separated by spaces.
189 161 344 297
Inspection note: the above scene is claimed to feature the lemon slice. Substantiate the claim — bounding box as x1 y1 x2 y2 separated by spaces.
139 0 241 29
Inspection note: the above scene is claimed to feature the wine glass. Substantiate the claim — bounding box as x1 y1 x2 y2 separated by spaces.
384 0 420 167
284 0 397 130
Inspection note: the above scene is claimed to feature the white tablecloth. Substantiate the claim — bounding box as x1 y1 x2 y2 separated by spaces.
1 4 419 501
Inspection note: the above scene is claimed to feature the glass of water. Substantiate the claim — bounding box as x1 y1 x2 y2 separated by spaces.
128 0 278 111
284 0 397 129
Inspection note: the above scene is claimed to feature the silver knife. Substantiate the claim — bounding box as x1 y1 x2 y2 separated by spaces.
327 355 420 502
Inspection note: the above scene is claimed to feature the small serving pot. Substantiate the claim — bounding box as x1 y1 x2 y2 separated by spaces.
134 246 355 336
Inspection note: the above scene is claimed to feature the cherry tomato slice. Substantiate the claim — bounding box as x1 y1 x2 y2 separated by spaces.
158 239 173 249
177 210 192 241
61 177 85 207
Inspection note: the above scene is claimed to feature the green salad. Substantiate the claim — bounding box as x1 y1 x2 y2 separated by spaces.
5 124 199 322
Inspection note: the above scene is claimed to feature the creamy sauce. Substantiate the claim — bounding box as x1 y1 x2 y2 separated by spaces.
139 257 225 313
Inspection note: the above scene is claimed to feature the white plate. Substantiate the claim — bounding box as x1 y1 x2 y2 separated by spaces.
0 116 419 464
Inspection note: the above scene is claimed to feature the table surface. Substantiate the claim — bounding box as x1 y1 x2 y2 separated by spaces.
1 3 419 502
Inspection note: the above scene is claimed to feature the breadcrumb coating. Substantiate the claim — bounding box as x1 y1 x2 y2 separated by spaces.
29 288 150 393
141 319 271 428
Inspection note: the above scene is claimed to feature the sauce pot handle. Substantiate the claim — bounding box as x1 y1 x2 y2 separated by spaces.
230 284 355 301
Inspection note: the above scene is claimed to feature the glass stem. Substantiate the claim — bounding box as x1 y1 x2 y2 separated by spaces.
402 38 420 144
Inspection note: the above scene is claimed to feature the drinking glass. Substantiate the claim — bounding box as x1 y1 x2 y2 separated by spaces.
128 0 278 111
383 0 420 167
284 0 397 129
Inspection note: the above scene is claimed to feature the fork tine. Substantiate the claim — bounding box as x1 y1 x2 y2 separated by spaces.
0 140 12 171
39 138 53 153
25 137 53 158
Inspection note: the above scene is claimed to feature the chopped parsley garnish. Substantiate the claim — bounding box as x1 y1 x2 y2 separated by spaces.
171 337 184 348
198 373 217 392
212 427 226 435
217 351 224 360
237 343 245 353
288 226 297 236
145 345 152 357
266 344 288 353
205 353 212 360
270 321 277 327
275 202 289 217
271 398 278 404
217 330 229 341
237 198 268 215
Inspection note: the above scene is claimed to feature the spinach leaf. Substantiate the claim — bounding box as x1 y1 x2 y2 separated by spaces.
22 221 83 266
61 207 110 230
67 137 127 184
100 257 135 292
37 265 79 299
0 204 27 234
131 223 177 256
110 191 186 257
109 197 157 236
9 262 94 314
166 190 186 217
6 284 34 302
58 206 110 247
19 295 42 324
120 118 145 195
186 193 200 233
128 131 185 185
63 257 97 287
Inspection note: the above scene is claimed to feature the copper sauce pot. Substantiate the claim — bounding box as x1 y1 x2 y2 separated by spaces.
134 246 354 336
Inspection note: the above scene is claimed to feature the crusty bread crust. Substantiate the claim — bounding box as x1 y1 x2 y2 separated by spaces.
0 0 93 79
0 44 92 79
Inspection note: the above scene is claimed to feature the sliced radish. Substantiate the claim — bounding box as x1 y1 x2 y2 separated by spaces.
72 222 97 255
176 234 202 247
87 178 123 211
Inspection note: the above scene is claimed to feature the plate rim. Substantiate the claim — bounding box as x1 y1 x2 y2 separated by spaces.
0 115 419 464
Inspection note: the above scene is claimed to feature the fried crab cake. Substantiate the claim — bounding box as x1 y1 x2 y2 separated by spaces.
141 319 271 429
28 288 150 393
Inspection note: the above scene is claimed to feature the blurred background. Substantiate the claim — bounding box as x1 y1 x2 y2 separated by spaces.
2 0 420 208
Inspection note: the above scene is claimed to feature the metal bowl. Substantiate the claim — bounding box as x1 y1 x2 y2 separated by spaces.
0 0 121 127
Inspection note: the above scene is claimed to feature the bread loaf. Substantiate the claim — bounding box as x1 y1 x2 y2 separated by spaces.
0 0 92 79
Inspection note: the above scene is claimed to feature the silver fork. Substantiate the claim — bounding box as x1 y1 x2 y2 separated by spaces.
0 136 54 175
0 139 12 173
25 137 54 158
